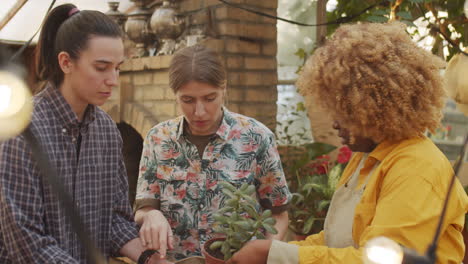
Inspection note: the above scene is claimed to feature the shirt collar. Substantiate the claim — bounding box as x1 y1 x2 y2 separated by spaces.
42 83 96 128
368 140 400 162
175 107 233 141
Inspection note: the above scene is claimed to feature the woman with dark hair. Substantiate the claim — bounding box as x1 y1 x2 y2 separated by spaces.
0 4 168 264
227 22 468 264
134 45 291 261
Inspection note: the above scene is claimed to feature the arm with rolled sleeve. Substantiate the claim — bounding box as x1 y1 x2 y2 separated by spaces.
279 155 465 264
256 132 291 239
0 137 79 264
134 128 161 212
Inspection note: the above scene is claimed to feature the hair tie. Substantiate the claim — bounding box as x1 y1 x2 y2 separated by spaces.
68 8 80 17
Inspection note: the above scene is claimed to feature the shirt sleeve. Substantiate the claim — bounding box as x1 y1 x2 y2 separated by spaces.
134 128 160 209
256 132 291 212
0 136 79 264
267 240 299 264
110 137 139 256
291 154 466 264
289 231 325 247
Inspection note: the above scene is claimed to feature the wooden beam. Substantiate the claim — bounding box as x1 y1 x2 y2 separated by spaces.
316 0 328 46
0 0 29 31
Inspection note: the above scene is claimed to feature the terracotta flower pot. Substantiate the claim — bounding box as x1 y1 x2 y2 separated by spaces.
202 237 226 264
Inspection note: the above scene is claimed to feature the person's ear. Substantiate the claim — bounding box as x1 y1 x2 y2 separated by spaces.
57 51 73 74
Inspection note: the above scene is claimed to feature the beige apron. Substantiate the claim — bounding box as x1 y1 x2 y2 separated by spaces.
324 154 379 248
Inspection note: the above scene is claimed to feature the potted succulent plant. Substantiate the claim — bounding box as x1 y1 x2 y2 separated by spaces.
202 181 278 263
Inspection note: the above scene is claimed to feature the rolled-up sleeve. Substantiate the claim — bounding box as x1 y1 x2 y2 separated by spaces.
0 137 79 264
256 133 291 212
134 128 160 211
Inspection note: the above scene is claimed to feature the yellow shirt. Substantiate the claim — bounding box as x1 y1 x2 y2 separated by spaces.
289 137 468 264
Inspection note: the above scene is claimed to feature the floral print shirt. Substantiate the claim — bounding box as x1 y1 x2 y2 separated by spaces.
135 109 291 260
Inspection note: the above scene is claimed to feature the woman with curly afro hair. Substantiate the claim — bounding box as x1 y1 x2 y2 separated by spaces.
226 22 468 264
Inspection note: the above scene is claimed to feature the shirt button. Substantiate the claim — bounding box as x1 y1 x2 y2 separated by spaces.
199 203 204 209
62 128 67 134
76 202 80 208
72 137 76 142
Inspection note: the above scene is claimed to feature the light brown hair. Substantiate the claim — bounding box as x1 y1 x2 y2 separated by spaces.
169 45 226 93
297 22 446 143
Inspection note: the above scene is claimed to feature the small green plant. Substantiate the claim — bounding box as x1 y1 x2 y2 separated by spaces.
209 182 278 261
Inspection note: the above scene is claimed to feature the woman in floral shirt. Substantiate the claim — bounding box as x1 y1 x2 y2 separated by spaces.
134 45 291 261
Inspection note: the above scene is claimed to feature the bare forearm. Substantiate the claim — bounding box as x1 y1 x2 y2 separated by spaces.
135 206 157 225
266 211 289 240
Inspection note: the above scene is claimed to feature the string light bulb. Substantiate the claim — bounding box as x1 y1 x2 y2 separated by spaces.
0 70 32 141
363 237 404 264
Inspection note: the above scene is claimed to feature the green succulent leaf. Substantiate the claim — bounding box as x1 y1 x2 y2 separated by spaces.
213 214 230 224
261 210 272 218
209 240 224 250
241 203 259 219
256 232 266 239
222 189 236 198
220 181 237 192
222 242 232 261
245 185 256 195
234 221 252 230
262 217 276 226
263 223 278 235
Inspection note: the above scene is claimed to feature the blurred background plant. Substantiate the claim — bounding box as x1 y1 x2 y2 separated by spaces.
288 145 352 236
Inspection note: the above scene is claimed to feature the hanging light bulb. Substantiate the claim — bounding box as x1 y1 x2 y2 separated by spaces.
363 237 404 264
464 0 468 19
0 70 32 141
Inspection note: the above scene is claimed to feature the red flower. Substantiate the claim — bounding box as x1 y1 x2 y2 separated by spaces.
149 183 160 194
337 146 352 164
187 172 198 182
162 149 180 160
258 185 273 197
308 156 329 175
228 129 242 140
206 178 217 190
176 188 186 199
242 142 258 152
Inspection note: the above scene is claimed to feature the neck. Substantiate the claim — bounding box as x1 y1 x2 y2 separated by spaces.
59 81 87 121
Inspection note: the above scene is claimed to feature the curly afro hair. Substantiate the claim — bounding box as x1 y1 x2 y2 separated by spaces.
297 22 446 143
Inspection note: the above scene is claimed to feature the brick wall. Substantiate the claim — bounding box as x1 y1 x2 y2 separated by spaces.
109 0 279 136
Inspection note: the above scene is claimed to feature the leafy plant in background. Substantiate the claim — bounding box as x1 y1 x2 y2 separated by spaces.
209 182 278 261
327 0 466 60
276 99 312 146
288 146 352 235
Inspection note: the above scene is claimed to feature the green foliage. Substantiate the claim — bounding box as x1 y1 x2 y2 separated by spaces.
326 0 466 60
209 182 278 261
276 99 313 146
286 145 352 235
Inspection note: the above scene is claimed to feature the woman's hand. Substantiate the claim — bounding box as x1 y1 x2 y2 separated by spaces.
139 209 174 259
226 240 271 264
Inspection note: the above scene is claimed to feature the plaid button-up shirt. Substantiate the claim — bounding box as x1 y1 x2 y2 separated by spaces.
0 84 138 263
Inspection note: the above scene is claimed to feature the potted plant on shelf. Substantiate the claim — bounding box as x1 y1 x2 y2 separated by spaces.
202 181 278 264
288 145 352 239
